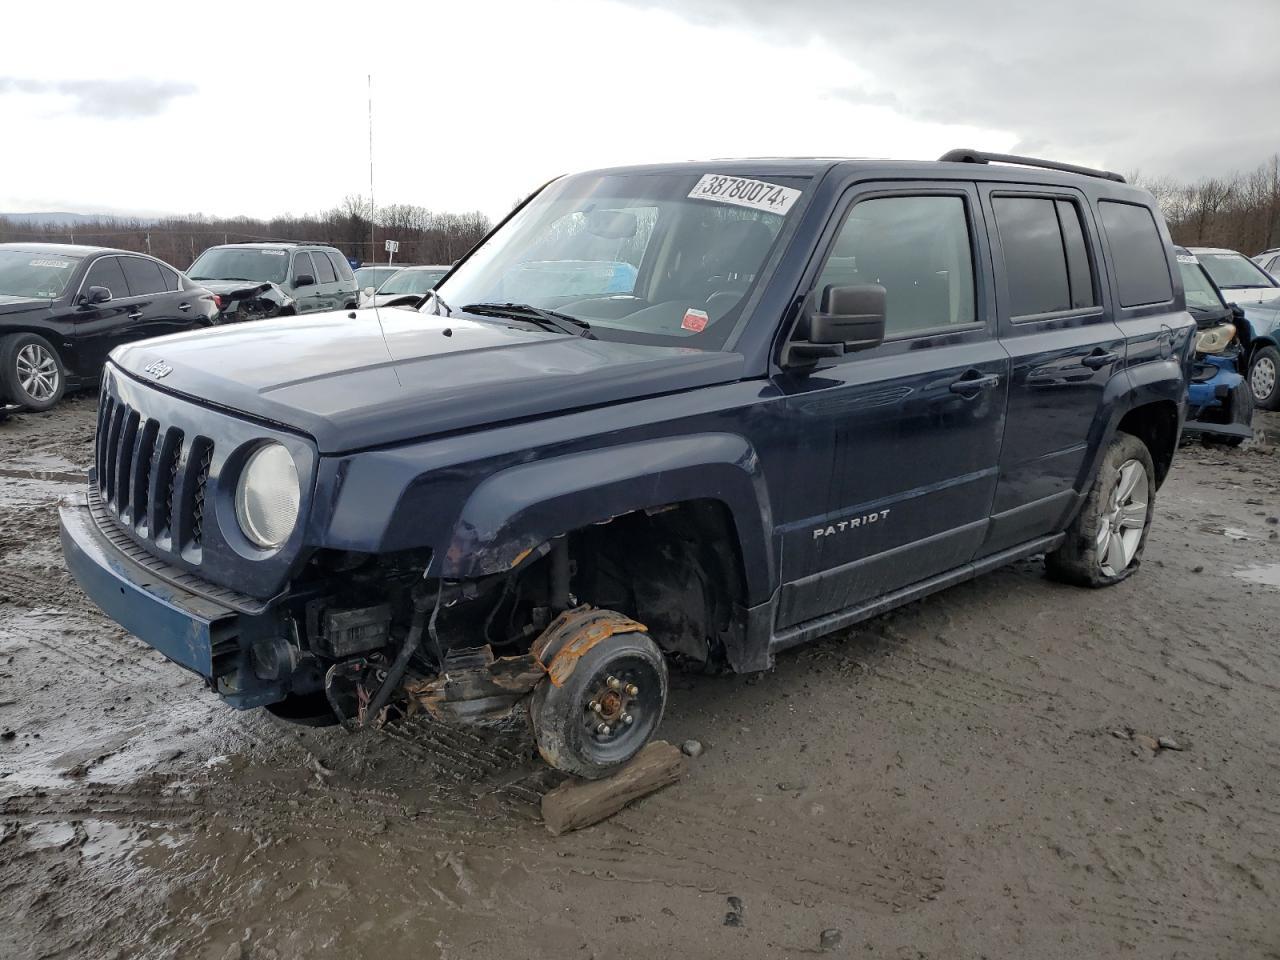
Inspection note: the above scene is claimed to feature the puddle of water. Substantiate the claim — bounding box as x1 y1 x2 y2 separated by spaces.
0 465 86 484
1234 563 1280 587
25 821 78 850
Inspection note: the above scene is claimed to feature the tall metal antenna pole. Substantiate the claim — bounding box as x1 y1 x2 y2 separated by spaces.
368 73 376 264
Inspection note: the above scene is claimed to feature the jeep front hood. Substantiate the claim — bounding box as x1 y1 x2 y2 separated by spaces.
109 306 746 453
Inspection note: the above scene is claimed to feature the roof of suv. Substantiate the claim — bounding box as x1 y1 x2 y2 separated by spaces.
575 152 1136 192
213 242 341 251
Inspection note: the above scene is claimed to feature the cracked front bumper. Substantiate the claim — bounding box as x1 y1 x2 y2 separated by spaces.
59 491 285 709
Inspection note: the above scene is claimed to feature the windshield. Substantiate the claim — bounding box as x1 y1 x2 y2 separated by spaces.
354 266 400 288
1197 252 1277 289
1176 256 1225 312
189 247 289 284
378 269 447 296
0 250 81 299
434 171 808 348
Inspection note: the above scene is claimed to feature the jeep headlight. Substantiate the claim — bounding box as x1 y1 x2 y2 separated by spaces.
235 443 300 549
1195 323 1235 354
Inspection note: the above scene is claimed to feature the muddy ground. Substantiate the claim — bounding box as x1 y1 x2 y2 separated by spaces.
1 394 1278 960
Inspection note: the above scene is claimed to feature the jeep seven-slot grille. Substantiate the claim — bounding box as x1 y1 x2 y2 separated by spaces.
95 397 212 560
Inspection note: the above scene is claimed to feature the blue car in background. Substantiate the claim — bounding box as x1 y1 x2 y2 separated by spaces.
1239 297 1280 410
1175 248 1254 445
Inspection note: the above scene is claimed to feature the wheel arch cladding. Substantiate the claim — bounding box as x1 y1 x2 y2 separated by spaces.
434 433 775 602
1116 400 1180 487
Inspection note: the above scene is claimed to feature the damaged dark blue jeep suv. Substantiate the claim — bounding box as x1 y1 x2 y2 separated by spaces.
60 151 1195 778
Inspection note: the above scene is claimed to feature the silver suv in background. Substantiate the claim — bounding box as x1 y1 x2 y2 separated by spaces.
187 242 359 320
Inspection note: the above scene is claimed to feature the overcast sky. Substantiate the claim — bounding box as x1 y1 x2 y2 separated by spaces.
2 0 1276 221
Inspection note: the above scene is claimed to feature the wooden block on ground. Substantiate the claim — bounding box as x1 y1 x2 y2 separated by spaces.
541 740 686 836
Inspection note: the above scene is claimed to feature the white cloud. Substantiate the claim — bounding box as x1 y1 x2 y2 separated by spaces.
0 0 1016 220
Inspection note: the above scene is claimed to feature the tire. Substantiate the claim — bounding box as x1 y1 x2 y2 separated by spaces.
1250 344 1280 411
264 691 340 727
1203 380 1254 448
1046 432 1156 588
530 627 668 780
0 333 65 412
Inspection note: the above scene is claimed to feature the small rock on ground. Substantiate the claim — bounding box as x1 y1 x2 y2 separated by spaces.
681 739 703 758
820 928 843 950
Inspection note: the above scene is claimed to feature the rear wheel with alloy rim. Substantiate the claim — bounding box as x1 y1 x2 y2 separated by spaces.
1046 432 1156 587
0 333 65 412
1249 345 1280 410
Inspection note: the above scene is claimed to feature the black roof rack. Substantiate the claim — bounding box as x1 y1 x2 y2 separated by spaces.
938 149 1126 184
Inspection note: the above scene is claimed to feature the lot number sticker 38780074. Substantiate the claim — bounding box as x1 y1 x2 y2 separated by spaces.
688 175 801 216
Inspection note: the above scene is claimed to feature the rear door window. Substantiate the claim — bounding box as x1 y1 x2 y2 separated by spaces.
992 197 1070 317
119 257 168 297
327 252 354 281
311 250 337 283
992 195 1098 317
1056 200 1097 309
156 263 180 291
1097 201 1173 307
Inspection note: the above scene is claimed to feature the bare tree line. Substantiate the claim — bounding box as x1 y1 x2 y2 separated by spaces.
0 194 492 270
1135 155 1280 254
7 157 1279 273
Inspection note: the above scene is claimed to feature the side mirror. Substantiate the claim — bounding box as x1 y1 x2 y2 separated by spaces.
294 274 315 288
80 285 112 306
1229 302 1245 321
362 286 376 299
787 284 886 365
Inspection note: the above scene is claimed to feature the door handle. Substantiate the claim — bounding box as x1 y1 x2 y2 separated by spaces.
1082 350 1119 369
950 373 1000 395
178 302 191 311
128 310 143 320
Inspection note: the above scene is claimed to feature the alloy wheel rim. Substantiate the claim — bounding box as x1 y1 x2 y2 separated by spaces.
15 344 59 401
1252 356 1276 401
1096 458 1148 577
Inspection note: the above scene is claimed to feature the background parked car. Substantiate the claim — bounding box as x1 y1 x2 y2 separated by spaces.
187 242 358 320
0 242 218 412
1174 247 1254 444
1253 248 1280 277
1238 297 1280 410
1188 246 1280 303
360 264 450 307
353 265 403 294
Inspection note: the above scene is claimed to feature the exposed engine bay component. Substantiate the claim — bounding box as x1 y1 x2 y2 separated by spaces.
402 605 648 725
310 602 392 658
406 645 548 723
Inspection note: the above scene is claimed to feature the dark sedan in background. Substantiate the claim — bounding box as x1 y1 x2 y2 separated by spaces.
0 243 219 413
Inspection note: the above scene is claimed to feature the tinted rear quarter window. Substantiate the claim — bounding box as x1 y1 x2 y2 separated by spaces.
1098 201 1172 307
120 257 168 296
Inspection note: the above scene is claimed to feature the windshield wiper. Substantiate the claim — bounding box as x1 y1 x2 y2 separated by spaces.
461 302 595 338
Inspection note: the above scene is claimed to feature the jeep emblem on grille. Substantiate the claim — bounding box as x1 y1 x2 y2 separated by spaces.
144 360 173 379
